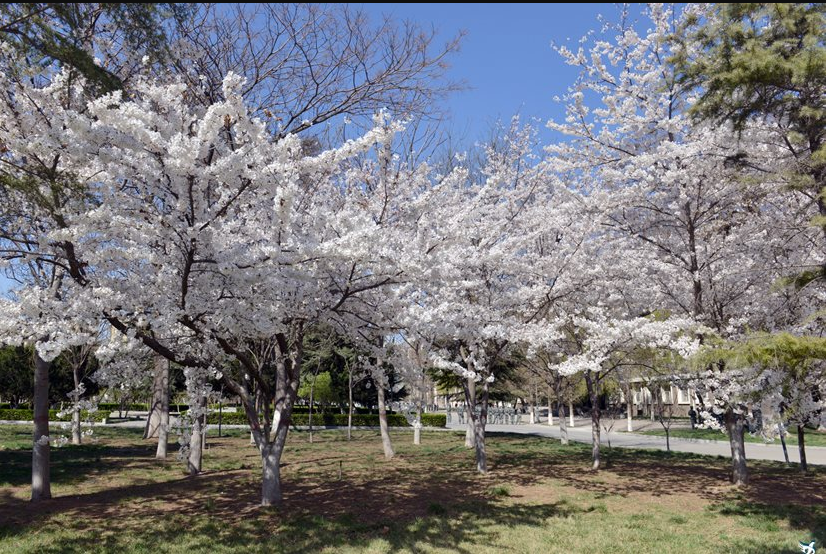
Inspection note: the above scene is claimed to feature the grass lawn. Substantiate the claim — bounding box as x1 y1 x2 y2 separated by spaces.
0 424 823 554
638 426 826 447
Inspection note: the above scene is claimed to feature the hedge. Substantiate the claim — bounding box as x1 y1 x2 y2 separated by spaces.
268 406 395 415
420 413 447 428
206 412 247 425
97 403 150 412
206 412 410 427
0 409 109 423
314 413 409 427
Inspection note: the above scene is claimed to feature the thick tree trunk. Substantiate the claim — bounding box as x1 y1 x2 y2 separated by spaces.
465 377 476 448
71 365 82 445
798 425 808 472
413 405 422 445
187 395 206 475
553 375 569 444
779 424 790 464
626 385 634 433
347 368 353 441
376 380 394 459
144 357 170 458
558 399 569 445
308 375 315 444
585 373 601 470
471 381 489 473
725 410 748 485
32 349 51 501
71 409 81 445
261 441 284 507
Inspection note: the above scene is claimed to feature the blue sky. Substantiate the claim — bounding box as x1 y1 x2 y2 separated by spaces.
358 3 610 146
0 4 618 295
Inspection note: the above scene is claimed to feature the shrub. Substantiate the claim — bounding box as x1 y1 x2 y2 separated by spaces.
0 408 108 423
97 402 150 412
204 412 411 427
206 412 247 425
420 413 447 428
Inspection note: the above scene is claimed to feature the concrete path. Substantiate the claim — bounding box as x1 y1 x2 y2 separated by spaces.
447 420 826 466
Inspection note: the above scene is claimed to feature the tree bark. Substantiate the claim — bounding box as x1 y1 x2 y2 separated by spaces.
347 366 353 441
31 349 51 501
71 364 82 445
553 375 569 444
528 394 536 424
187 395 206 475
585 373 601 470
261 440 284 507
376 378 394 459
465 377 476 448
469 381 489 473
71 409 82 446
626 384 634 433
725 409 748 485
413 403 422 445
779 424 790 464
144 356 170 458
798 425 808 472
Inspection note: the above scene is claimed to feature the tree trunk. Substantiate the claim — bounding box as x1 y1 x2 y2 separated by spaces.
626 384 634 433
71 409 81 445
471 381 489 473
376 379 394 459
261 441 284 507
798 425 808 472
553 375 568 444
413 404 422 445
32 349 51 501
144 356 169 458
529 395 536 424
465 377 476 448
187 395 206 475
585 373 601 470
569 400 575 427
347 368 353 441
308 374 315 444
71 365 82 445
725 410 748 485
779 424 790 464
558 399 569 445
547 387 554 426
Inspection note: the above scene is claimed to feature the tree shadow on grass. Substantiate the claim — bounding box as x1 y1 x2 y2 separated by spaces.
0 473 586 554
0 442 172 488
2 429 824 553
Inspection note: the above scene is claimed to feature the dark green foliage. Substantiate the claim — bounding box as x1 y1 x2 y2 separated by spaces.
96 403 150 412
419 413 447 428
206 412 410 427
0 345 100 406
678 2 826 273
0 408 108 422
0 345 31 407
0 3 194 92
680 3 826 135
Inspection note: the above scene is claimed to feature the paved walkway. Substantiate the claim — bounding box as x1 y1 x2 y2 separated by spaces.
447 420 826 466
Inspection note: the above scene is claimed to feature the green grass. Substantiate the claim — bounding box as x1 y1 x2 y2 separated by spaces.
639 426 826 447
0 424 823 553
